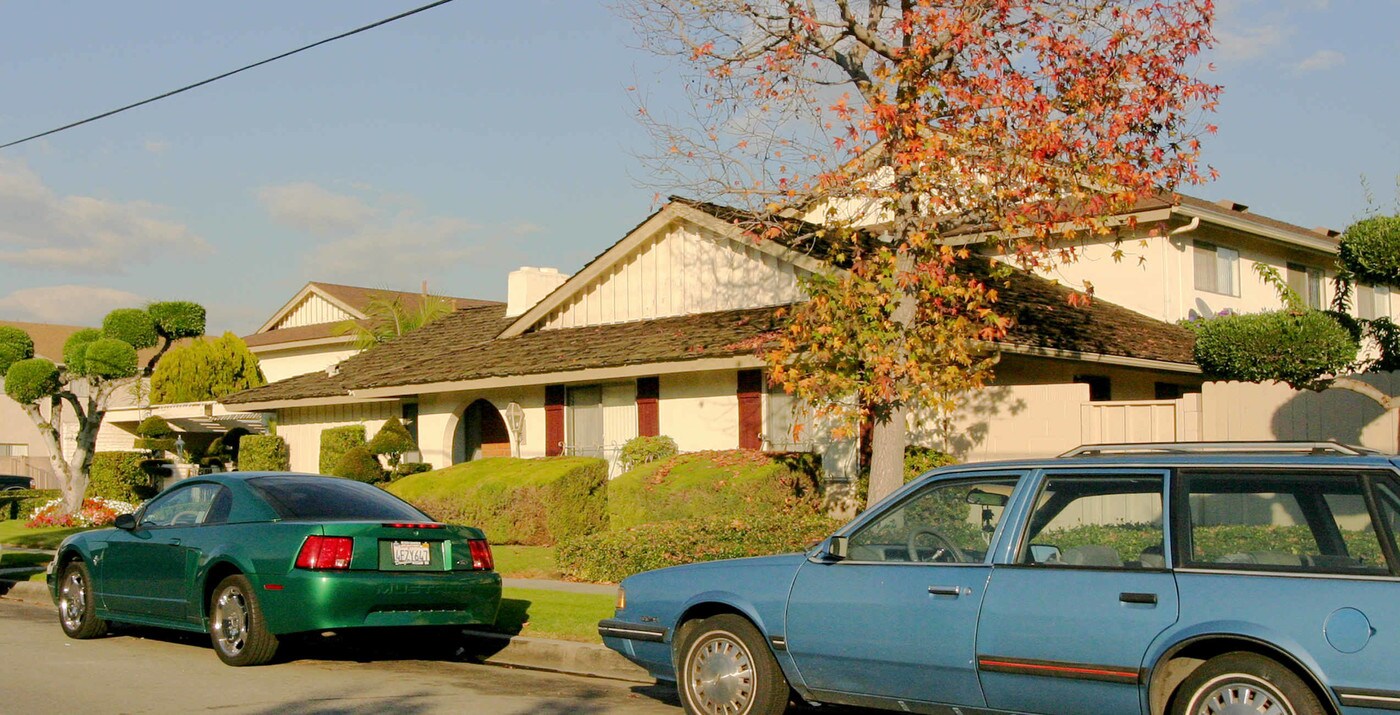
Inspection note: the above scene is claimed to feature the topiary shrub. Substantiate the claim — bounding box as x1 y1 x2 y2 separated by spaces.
134 416 177 454
102 308 159 350
1188 310 1357 390
333 446 386 483
617 435 679 472
390 462 432 481
61 328 101 374
4 358 61 404
319 425 367 474
607 450 822 531
558 512 842 583
387 457 608 546
87 452 160 503
239 435 290 471
1340 215 1400 287
368 417 416 468
83 338 139 379
0 326 35 374
147 301 207 340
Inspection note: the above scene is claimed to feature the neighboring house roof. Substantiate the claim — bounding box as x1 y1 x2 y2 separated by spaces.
223 260 1196 406
245 281 502 349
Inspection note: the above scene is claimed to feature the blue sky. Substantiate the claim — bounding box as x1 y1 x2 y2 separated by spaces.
0 0 1395 334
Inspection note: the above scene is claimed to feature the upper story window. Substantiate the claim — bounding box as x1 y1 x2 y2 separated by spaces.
1359 284 1393 320
1287 262 1324 309
1193 241 1239 296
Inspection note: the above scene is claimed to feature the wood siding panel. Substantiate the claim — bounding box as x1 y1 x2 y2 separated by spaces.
536 223 808 332
545 385 566 457
274 294 353 329
737 369 763 450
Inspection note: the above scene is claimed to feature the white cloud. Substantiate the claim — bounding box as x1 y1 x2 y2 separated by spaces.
257 181 501 285
0 158 207 272
1215 23 1290 61
0 285 146 325
1293 49 1345 72
144 139 170 155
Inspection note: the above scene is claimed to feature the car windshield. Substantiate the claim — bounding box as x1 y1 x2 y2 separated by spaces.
247 476 428 521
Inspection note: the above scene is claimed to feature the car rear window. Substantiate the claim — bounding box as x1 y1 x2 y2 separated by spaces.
247 476 428 521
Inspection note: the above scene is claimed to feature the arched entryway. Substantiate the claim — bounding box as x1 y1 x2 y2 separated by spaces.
454 399 511 463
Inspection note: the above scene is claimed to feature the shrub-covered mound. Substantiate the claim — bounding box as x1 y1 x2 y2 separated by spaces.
559 513 841 583
607 450 822 530
386 457 607 546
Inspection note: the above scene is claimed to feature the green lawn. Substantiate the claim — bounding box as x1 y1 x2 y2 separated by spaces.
491 545 560 580
0 521 92 549
489 586 615 643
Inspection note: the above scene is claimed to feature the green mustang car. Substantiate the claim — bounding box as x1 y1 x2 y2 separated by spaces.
47 472 502 666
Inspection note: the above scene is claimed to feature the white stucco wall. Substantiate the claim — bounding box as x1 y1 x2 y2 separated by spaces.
256 345 359 383
277 402 397 473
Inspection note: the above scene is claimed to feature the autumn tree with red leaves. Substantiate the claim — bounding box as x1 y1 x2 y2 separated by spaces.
622 0 1221 504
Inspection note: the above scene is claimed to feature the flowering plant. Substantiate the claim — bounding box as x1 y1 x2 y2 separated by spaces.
26 497 138 528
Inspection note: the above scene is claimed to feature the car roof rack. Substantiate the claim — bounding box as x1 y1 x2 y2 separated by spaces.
1060 441 1381 458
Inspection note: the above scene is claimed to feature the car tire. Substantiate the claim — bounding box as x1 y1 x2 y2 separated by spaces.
209 574 279 666
1170 652 1326 715
57 560 108 639
676 614 790 715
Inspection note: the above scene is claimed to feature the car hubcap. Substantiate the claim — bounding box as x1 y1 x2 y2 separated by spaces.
685 631 755 715
1192 675 1293 715
213 587 248 656
60 570 86 630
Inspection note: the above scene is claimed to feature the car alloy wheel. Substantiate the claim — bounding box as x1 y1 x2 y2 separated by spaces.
57 561 107 639
685 629 756 714
213 585 249 657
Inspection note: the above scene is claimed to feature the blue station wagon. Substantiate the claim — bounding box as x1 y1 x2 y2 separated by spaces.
600 442 1400 715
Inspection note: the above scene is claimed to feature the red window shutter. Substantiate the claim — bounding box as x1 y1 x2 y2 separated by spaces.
636 377 660 437
545 385 566 457
737 369 763 450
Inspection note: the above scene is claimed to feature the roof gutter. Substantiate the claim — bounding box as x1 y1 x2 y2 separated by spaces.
1172 203 1338 254
989 341 1201 374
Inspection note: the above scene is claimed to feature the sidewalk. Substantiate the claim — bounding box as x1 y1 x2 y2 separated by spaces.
0 570 648 684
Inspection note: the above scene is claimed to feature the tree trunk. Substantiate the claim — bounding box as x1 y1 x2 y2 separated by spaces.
866 405 909 507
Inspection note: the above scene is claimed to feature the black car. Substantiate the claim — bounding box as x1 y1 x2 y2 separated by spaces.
0 475 34 491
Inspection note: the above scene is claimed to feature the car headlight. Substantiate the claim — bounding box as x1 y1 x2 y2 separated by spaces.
615 585 626 612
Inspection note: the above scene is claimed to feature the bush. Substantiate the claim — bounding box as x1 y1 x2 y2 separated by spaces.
333 446 385 483
4 358 61 404
608 450 822 530
319 425 367 474
617 435 679 472
83 338 139 380
387 457 608 546
392 462 432 480
87 452 160 503
368 417 416 467
134 416 177 454
1188 310 1357 389
0 326 34 374
102 308 158 350
147 301 207 339
0 489 59 521
61 329 101 375
558 513 841 583
239 435 290 471
1340 215 1400 287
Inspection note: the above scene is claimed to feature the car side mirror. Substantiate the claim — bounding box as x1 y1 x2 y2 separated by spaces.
114 514 137 531
826 535 848 561
1029 544 1061 564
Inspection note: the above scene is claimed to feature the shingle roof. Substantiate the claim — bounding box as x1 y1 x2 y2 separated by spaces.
244 283 502 349
223 261 1195 406
0 320 201 366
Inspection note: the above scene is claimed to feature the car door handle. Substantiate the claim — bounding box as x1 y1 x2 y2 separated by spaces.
165 538 182 546
1120 592 1157 605
928 585 961 597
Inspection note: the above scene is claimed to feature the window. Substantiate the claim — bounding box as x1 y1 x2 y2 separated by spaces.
0 444 27 457
1287 262 1324 309
1073 375 1111 402
248 476 427 521
139 484 227 528
1359 284 1392 320
1182 471 1389 575
1194 241 1239 296
1154 382 1185 400
847 478 1018 563
1018 474 1165 569
401 402 419 446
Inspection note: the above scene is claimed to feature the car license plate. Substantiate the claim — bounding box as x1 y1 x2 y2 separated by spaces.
391 541 431 566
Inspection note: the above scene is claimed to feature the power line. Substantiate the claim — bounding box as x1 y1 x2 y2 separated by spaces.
0 0 458 150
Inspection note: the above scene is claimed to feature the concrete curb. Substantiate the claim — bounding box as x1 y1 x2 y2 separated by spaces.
0 579 652 684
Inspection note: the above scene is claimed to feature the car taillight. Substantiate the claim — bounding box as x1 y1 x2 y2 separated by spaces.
296 536 354 570
382 523 443 529
468 539 493 570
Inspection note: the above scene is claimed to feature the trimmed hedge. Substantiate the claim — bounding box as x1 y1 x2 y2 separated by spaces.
0 489 59 521
87 452 160 503
617 435 678 472
387 457 607 546
239 435 290 471
319 425 366 474
558 513 842 583
1340 214 1400 287
608 450 822 531
1188 310 1357 389
333 446 385 483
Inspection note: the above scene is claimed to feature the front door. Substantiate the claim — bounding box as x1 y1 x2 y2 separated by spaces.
785 474 1024 709
976 470 1178 715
